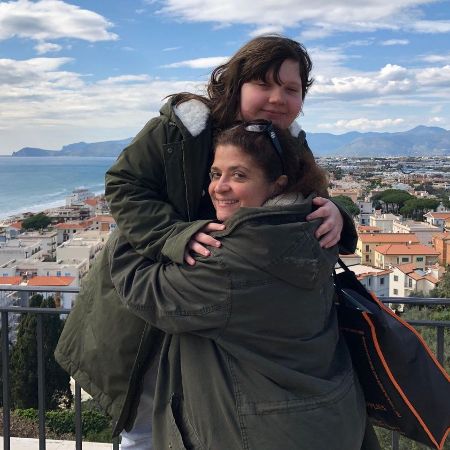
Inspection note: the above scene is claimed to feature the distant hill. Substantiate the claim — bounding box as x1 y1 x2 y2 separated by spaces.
11 126 450 157
12 138 132 157
307 126 450 157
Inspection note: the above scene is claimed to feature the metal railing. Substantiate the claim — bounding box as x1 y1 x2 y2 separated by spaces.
0 286 449 450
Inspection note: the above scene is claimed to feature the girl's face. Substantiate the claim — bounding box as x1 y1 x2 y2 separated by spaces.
239 59 303 130
209 144 281 222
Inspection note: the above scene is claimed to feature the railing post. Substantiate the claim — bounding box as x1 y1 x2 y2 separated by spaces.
392 431 400 450
75 382 82 450
2 311 11 450
436 326 444 366
36 314 46 450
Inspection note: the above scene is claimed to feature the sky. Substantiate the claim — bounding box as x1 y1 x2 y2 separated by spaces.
1 0 450 155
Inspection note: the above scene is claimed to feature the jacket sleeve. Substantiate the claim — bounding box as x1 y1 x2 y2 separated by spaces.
301 132 357 254
105 116 197 262
109 231 230 336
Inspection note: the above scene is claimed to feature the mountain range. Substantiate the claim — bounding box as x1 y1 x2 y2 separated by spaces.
10 125 450 158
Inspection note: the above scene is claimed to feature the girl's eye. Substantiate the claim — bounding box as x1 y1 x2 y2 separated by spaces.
287 87 300 93
232 172 246 180
209 171 220 180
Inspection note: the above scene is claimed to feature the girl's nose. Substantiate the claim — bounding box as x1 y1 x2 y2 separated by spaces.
269 87 285 104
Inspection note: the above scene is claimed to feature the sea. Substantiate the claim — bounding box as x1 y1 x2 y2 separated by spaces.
0 156 116 221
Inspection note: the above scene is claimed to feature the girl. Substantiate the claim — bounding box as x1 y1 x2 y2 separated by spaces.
109 122 371 449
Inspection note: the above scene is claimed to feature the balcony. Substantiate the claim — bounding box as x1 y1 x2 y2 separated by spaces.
1 285 449 450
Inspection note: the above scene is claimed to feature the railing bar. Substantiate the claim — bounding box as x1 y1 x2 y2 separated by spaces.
113 436 120 449
2 311 11 450
75 382 82 450
392 431 400 450
37 314 46 450
437 327 445 366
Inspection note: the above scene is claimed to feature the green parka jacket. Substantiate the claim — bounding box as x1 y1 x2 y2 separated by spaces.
55 99 358 436
110 198 367 450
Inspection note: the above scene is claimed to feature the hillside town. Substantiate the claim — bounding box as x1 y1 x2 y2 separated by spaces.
1 156 449 312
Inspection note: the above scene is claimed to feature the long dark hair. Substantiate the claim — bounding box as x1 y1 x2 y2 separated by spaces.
168 35 313 129
213 123 328 198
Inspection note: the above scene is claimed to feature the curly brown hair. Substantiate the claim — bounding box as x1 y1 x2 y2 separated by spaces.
213 123 328 198
169 35 313 129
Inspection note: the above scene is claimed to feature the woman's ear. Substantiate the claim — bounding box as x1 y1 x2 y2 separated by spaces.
274 175 288 195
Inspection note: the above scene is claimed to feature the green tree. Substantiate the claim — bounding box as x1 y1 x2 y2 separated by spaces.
21 213 52 231
332 195 360 217
400 198 440 221
430 267 450 298
10 294 72 409
372 189 413 214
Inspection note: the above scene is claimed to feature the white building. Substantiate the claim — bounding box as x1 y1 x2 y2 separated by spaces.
357 201 373 226
54 221 89 245
17 230 58 260
392 219 441 246
56 231 107 268
66 188 95 206
424 212 450 230
0 239 41 265
336 264 391 298
369 212 402 232
389 263 443 298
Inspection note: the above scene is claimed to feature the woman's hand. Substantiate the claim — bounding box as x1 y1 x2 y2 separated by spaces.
306 197 343 248
184 222 226 266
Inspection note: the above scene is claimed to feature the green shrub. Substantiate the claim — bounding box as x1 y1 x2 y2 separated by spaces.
46 409 74 435
15 408 38 421
81 409 110 435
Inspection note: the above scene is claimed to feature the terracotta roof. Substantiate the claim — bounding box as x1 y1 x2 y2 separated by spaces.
92 215 115 223
375 244 440 255
425 212 450 219
356 269 391 280
8 221 22 230
54 222 86 230
395 263 418 274
27 276 75 286
424 274 438 284
358 233 419 243
432 232 450 241
357 225 381 233
84 198 98 206
0 276 21 285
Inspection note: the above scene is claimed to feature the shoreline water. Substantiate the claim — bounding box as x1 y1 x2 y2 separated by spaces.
0 156 115 222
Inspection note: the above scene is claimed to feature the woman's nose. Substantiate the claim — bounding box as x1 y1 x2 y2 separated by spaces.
214 177 229 192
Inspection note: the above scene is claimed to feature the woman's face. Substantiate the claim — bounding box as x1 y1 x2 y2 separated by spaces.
239 59 303 130
208 144 278 222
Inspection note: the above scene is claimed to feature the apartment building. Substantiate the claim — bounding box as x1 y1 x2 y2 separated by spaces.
392 219 441 245
374 243 440 269
356 233 420 266
390 263 443 297
369 213 402 232
424 212 450 230
432 232 450 266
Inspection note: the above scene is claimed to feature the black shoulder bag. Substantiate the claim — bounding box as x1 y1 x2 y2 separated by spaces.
334 258 450 449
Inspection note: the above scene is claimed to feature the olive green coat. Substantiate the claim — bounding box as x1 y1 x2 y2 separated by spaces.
110 199 367 450
55 99 358 436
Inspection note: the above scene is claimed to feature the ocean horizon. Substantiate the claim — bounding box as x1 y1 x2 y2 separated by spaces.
0 156 116 221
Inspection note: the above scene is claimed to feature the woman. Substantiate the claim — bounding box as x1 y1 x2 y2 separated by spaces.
109 122 368 449
55 35 359 444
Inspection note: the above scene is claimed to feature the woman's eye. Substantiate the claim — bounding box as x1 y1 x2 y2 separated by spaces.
209 171 220 180
233 172 246 179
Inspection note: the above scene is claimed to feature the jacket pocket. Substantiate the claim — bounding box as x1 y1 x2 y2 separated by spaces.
167 395 204 450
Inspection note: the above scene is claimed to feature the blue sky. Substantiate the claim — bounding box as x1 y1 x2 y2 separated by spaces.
1 0 449 155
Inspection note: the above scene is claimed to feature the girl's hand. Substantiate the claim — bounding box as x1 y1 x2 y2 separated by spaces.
306 197 343 248
184 222 226 266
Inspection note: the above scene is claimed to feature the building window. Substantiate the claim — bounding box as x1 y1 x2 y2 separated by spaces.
394 275 398 281
408 279 412 288
368 278 371 286
380 278 384 285
365 255 369 262
393 289 398 295
56 271 61 277
401 257 409 262
416 257 424 262
365 245 370 251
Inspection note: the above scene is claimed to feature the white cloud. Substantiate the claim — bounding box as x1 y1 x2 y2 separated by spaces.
411 19 450 33
319 118 405 131
162 56 229 69
416 65 450 86
156 0 446 36
381 39 409 45
0 0 118 42
162 46 182 51
420 53 450 63
34 42 62 54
